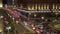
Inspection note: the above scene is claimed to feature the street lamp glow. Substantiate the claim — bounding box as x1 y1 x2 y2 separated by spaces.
0 0 3 8
41 16 44 19
34 14 36 17
0 16 3 18
16 21 19 24
0 29 3 32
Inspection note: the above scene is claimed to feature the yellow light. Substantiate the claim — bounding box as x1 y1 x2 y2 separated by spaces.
35 4 37 10
28 6 31 10
32 5 34 10
41 5 43 10
59 6 60 9
34 14 36 17
16 21 19 24
44 4 46 9
0 16 3 18
0 0 3 7
47 5 49 9
53 4 55 9
38 4 40 10
0 24 3 32
56 5 57 9
0 4 2 7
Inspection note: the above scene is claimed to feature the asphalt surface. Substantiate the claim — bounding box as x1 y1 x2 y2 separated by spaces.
0 8 36 34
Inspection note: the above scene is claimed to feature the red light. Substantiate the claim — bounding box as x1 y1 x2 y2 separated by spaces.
3 8 20 19
7 9 20 18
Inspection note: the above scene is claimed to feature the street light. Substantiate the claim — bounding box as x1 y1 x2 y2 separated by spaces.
0 15 3 19
0 29 3 32
41 16 44 19
6 26 11 34
16 20 19 24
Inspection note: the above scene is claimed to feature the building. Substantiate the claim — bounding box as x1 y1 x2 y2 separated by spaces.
3 0 60 10
17 0 60 10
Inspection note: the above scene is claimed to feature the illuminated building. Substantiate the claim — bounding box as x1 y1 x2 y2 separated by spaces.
17 0 60 10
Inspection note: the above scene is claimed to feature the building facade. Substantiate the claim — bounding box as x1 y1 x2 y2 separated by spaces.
17 0 60 10
3 0 60 10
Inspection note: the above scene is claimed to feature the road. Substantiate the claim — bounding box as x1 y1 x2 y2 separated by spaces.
13 19 36 34
0 9 8 34
1 8 36 34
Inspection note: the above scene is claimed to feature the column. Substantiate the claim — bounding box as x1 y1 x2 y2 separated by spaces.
41 4 43 10
38 4 41 10
35 4 37 10
32 5 34 10
59 5 60 9
47 4 49 9
44 4 46 9
27 5 31 10
53 4 55 9
56 4 57 9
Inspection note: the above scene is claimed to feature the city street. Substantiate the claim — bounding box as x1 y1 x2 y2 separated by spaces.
0 0 60 34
